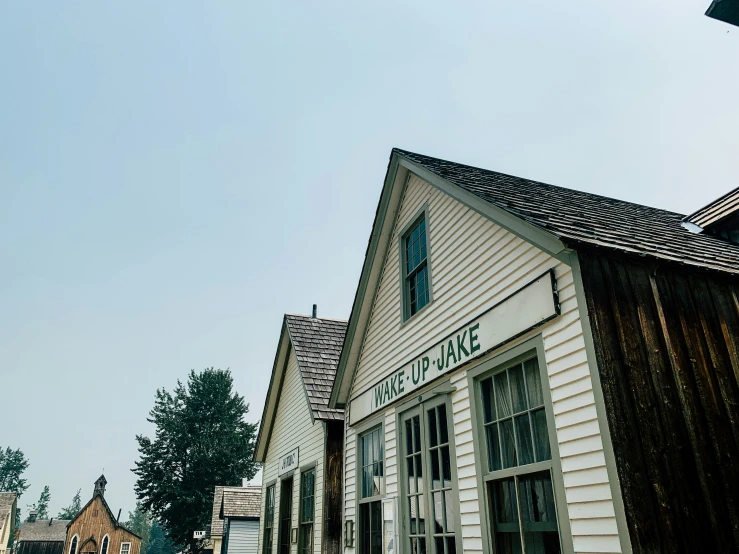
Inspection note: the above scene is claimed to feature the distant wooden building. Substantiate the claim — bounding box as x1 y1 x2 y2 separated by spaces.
63 476 141 554
15 513 69 554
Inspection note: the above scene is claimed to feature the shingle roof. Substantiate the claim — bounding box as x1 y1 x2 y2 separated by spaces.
396 149 739 275
17 519 70 542
0 493 16 530
210 486 225 537
285 314 347 421
221 487 261 519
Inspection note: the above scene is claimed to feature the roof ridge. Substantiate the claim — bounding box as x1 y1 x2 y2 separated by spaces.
284 312 348 323
393 147 687 218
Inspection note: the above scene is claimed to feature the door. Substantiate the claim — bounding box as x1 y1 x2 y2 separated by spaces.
400 396 459 554
278 476 293 554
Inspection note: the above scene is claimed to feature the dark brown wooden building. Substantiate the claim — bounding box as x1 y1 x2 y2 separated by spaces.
63 476 141 554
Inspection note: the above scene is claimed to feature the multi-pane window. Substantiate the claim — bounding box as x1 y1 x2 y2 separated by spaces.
359 427 384 554
119 544 131 554
262 485 275 554
403 215 430 318
479 356 561 554
299 470 315 554
402 401 459 554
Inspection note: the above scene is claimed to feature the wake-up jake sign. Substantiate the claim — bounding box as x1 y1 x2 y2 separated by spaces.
349 271 560 425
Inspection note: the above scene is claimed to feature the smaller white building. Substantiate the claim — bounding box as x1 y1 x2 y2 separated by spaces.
211 487 262 554
0 493 17 554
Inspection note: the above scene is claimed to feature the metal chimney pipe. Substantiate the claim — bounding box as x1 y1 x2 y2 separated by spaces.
312 304 317 318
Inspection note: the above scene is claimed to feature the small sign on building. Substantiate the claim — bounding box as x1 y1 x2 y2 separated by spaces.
278 447 299 476
193 531 206 540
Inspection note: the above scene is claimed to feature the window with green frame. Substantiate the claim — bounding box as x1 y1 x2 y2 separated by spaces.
402 214 430 319
299 469 315 554
262 484 275 554
358 426 384 554
479 356 562 554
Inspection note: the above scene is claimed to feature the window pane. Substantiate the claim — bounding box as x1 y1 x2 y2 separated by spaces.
486 423 502 472
410 537 427 554
509 365 527 413
492 478 518 526
406 420 414 454
433 491 444 533
482 378 495 423
409 497 417 534
416 454 424 493
494 372 512 419
444 490 455 533
418 495 426 534
414 416 422 453
441 445 452 487
438 404 449 445
532 408 552 462
499 419 517 468
429 407 438 448
515 414 535 466
407 457 417 494
518 472 557 527
431 448 441 489
446 537 457 554
524 358 544 408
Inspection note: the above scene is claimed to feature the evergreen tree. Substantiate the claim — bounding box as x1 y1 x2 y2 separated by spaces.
57 489 82 520
133 369 259 553
125 502 153 554
0 447 29 497
148 520 177 554
28 485 51 520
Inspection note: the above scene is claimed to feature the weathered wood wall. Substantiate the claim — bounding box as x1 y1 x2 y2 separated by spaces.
65 497 141 554
17 542 65 554
579 250 739 553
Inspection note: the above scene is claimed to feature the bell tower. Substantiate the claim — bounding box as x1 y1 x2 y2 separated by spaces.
94 474 107 498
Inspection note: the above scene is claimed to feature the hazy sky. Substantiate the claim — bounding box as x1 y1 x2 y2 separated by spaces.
1 0 737 518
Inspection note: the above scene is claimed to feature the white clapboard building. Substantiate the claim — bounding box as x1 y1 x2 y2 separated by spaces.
255 311 347 554
329 148 739 554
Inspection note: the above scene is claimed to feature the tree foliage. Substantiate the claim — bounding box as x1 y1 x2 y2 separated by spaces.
133 369 259 553
29 485 51 520
57 489 82 520
0 447 30 497
125 504 176 554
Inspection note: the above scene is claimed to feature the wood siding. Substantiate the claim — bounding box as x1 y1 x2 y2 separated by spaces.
226 521 259 554
17 543 65 554
65 497 140 554
579 250 739 553
344 174 625 553
258 347 326 554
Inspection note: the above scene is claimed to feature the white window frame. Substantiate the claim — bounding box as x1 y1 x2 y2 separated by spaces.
69 534 80 554
119 542 131 554
398 204 433 322
100 535 109 554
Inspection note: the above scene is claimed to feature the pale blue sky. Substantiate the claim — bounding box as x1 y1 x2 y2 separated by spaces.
1 0 737 517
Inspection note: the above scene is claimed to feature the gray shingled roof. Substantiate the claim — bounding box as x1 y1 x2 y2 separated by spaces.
210 486 225 537
18 519 70 542
397 149 739 275
221 487 261 519
0 493 16 530
285 314 347 421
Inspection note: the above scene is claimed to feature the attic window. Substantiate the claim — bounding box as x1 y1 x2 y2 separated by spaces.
401 210 431 320
120 543 131 554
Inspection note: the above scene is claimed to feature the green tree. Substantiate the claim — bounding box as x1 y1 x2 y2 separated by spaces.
28 485 51 520
148 520 176 554
57 489 82 520
133 369 259 553
125 502 153 554
0 447 30 496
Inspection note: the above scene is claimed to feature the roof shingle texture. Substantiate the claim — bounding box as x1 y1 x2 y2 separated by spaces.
397 149 739 275
285 314 347 421
221 487 261 519
210 486 225 537
18 520 70 542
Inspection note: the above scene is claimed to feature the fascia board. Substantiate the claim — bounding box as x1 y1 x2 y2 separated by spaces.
254 322 291 462
329 155 407 407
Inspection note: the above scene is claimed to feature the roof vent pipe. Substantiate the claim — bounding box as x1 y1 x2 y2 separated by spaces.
28 510 37 523
312 304 317 318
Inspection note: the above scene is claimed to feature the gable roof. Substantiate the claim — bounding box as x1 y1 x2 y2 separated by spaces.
17 520 70 542
69 492 141 540
210 486 225 537
329 148 739 407
397 149 739 275
220 487 261 519
254 313 347 462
